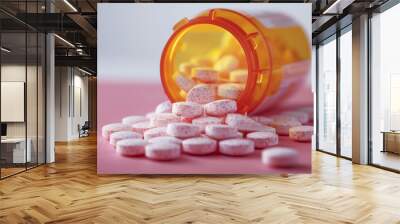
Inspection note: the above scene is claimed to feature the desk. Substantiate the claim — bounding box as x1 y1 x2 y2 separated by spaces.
382 131 400 154
1 138 31 163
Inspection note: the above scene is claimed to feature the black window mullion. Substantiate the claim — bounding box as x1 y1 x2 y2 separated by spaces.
336 28 341 157
315 44 320 151
36 0 39 168
24 0 28 171
367 11 373 165
44 32 47 164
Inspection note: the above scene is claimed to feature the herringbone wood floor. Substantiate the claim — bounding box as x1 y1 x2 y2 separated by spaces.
1 135 400 224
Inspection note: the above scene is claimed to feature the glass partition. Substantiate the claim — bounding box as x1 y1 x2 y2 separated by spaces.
27 30 38 169
339 28 352 158
38 32 46 165
317 36 337 154
0 2 46 179
371 4 400 171
1 31 28 177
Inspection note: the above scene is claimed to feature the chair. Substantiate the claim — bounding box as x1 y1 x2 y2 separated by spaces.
79 121 90 138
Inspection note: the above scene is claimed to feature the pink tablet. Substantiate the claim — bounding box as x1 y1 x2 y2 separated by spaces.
145 143 181 161
150 113 181 127
116 139 147 156
109 131 142 146
191 116 224 132
261 147 299 167
182 137 217 155
225 113 268 132
172 101 203 118
270 116 302 136
121 115 148 126
147 136 182 145
131 121 153 135
166 123 201 139
204 124 238 140
102 123 131 140
186 84 216 104
219 139 255 156
204 99 237 116
246 131 279 149
155 101 172 114
143 127 168 140
288 125 313 142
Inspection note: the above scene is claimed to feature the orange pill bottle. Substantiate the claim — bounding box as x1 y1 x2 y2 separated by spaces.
160 8 311 114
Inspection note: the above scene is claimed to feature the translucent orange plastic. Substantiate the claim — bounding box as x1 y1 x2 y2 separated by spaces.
160 8 310 113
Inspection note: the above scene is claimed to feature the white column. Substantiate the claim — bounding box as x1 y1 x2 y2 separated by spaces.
46 33 55 163
45 0 56 163
352 14 369 164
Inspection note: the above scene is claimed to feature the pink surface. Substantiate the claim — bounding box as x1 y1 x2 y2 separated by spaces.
97 81 312 174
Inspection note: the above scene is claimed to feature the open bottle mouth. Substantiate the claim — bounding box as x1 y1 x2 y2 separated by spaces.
162 22 249 100
161 8 275 113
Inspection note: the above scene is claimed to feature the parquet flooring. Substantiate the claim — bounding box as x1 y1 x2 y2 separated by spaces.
1 135 400 224
1 167 26 178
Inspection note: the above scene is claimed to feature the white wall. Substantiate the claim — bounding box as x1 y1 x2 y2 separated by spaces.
1 65 26 133
55 66 69 141
1 65 39 138
72 73 89 138
54 67 89 141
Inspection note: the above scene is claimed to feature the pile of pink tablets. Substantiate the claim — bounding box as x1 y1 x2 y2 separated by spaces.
102 99 313 167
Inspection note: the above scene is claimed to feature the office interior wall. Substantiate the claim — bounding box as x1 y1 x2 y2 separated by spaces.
1 82 24 122
1 65 40 138
55 67 89 141
72 73 89 137
54 66 70 141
